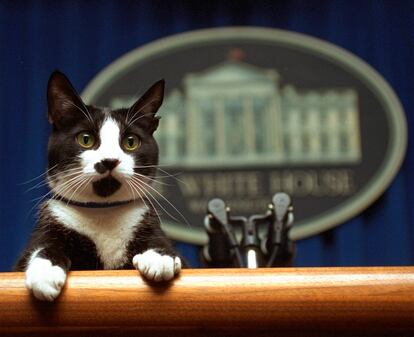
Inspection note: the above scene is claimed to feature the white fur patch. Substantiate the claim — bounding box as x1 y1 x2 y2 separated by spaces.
80 117 135 178
48 200 148 269
25 250 67 301
133 249 181 281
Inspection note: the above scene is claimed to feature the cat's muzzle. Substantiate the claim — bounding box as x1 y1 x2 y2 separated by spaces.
92 176 122 197
94 159 120 174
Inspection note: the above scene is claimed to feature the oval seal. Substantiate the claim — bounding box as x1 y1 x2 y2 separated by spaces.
82 27 407 244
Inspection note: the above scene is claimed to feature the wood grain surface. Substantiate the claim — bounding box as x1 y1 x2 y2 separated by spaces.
0 267 413 336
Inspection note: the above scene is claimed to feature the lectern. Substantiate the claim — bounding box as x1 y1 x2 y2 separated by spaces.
1 267 413 336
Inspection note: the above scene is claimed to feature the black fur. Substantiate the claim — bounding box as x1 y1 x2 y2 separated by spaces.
15 205 179 271
92 176 122 197
14 71 182 273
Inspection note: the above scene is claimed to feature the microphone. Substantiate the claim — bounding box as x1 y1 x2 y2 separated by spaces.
202 199 243 267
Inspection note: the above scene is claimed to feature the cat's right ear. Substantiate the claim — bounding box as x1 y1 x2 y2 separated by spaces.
47 71 87 128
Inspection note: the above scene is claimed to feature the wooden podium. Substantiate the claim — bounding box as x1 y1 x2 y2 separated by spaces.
1 267 413 336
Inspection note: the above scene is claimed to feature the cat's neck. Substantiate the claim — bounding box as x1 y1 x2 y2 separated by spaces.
46 198 149 223
51 196 135 209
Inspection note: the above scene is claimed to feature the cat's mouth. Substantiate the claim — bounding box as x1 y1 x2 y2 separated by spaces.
92 176 122 197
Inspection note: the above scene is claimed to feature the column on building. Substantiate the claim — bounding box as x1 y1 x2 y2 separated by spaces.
327 107 340 161
185 93 198 161
214 95 226 158
268 71 282 162
289 108 302 160
158 90 184 164
164 115 178 160
343 91 361 163
251 92 273 160
345 108 361 162
281 86 303 162
243 94 256 157
267 95 274 158
307 107 321 160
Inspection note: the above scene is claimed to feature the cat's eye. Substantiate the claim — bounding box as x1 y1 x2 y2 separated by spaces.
76 132 96 149
122 134 141 151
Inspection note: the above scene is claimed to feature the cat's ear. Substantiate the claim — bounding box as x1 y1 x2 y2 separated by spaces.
128 79 164 134
47 70 87 128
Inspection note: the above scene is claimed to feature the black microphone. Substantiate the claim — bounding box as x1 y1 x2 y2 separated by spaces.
203 199 244 267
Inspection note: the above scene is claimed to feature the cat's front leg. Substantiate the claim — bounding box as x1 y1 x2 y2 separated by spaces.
132 249 181 282
24 248 70 301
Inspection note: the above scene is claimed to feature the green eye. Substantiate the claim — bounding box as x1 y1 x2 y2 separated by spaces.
122 134 140 151
76 132 95 149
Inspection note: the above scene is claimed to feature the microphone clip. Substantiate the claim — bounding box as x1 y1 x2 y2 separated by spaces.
202 193 295 268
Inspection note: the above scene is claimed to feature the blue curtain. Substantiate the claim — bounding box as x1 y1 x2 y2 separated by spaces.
1 0 413 271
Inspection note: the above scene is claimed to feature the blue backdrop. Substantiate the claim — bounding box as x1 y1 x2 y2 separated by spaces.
1 0 413 271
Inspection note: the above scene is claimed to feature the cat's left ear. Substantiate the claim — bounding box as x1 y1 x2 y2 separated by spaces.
128 79 164 134
47 70 87 129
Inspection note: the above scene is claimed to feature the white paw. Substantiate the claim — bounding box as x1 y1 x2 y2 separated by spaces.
25 257 67 301
133 250 181 282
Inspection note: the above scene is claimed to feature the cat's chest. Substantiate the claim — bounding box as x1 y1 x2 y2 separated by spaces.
47 200 147 269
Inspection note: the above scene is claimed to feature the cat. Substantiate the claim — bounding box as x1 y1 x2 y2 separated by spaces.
14 70 183 301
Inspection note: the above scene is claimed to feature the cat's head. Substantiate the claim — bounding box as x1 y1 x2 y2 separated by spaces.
46 70 163 204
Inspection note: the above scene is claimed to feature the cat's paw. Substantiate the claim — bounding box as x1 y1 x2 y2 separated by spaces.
25 257 67 301
133 250 181 282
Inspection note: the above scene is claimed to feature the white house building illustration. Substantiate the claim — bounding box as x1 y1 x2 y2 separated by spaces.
111 59 361 167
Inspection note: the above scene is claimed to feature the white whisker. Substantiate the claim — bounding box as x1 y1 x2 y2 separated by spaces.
66 101 94 127
126 96 151 125
127 113 148 128
26 169 84 192
19 164 58 185
54 176 86 201
132 172 172 186
132 165 186 185
66 175 91 205
128 179 163 225
30 172 84 207
130 176 190 227
125 88 145 126
125 180 137 202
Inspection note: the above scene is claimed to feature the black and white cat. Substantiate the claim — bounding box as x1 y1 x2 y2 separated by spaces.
15 71 182 301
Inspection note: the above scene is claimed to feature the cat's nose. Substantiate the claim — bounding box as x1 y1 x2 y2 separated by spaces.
95 159 120 174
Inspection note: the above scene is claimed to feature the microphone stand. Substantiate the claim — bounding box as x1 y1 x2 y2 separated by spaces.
203 193 295 268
